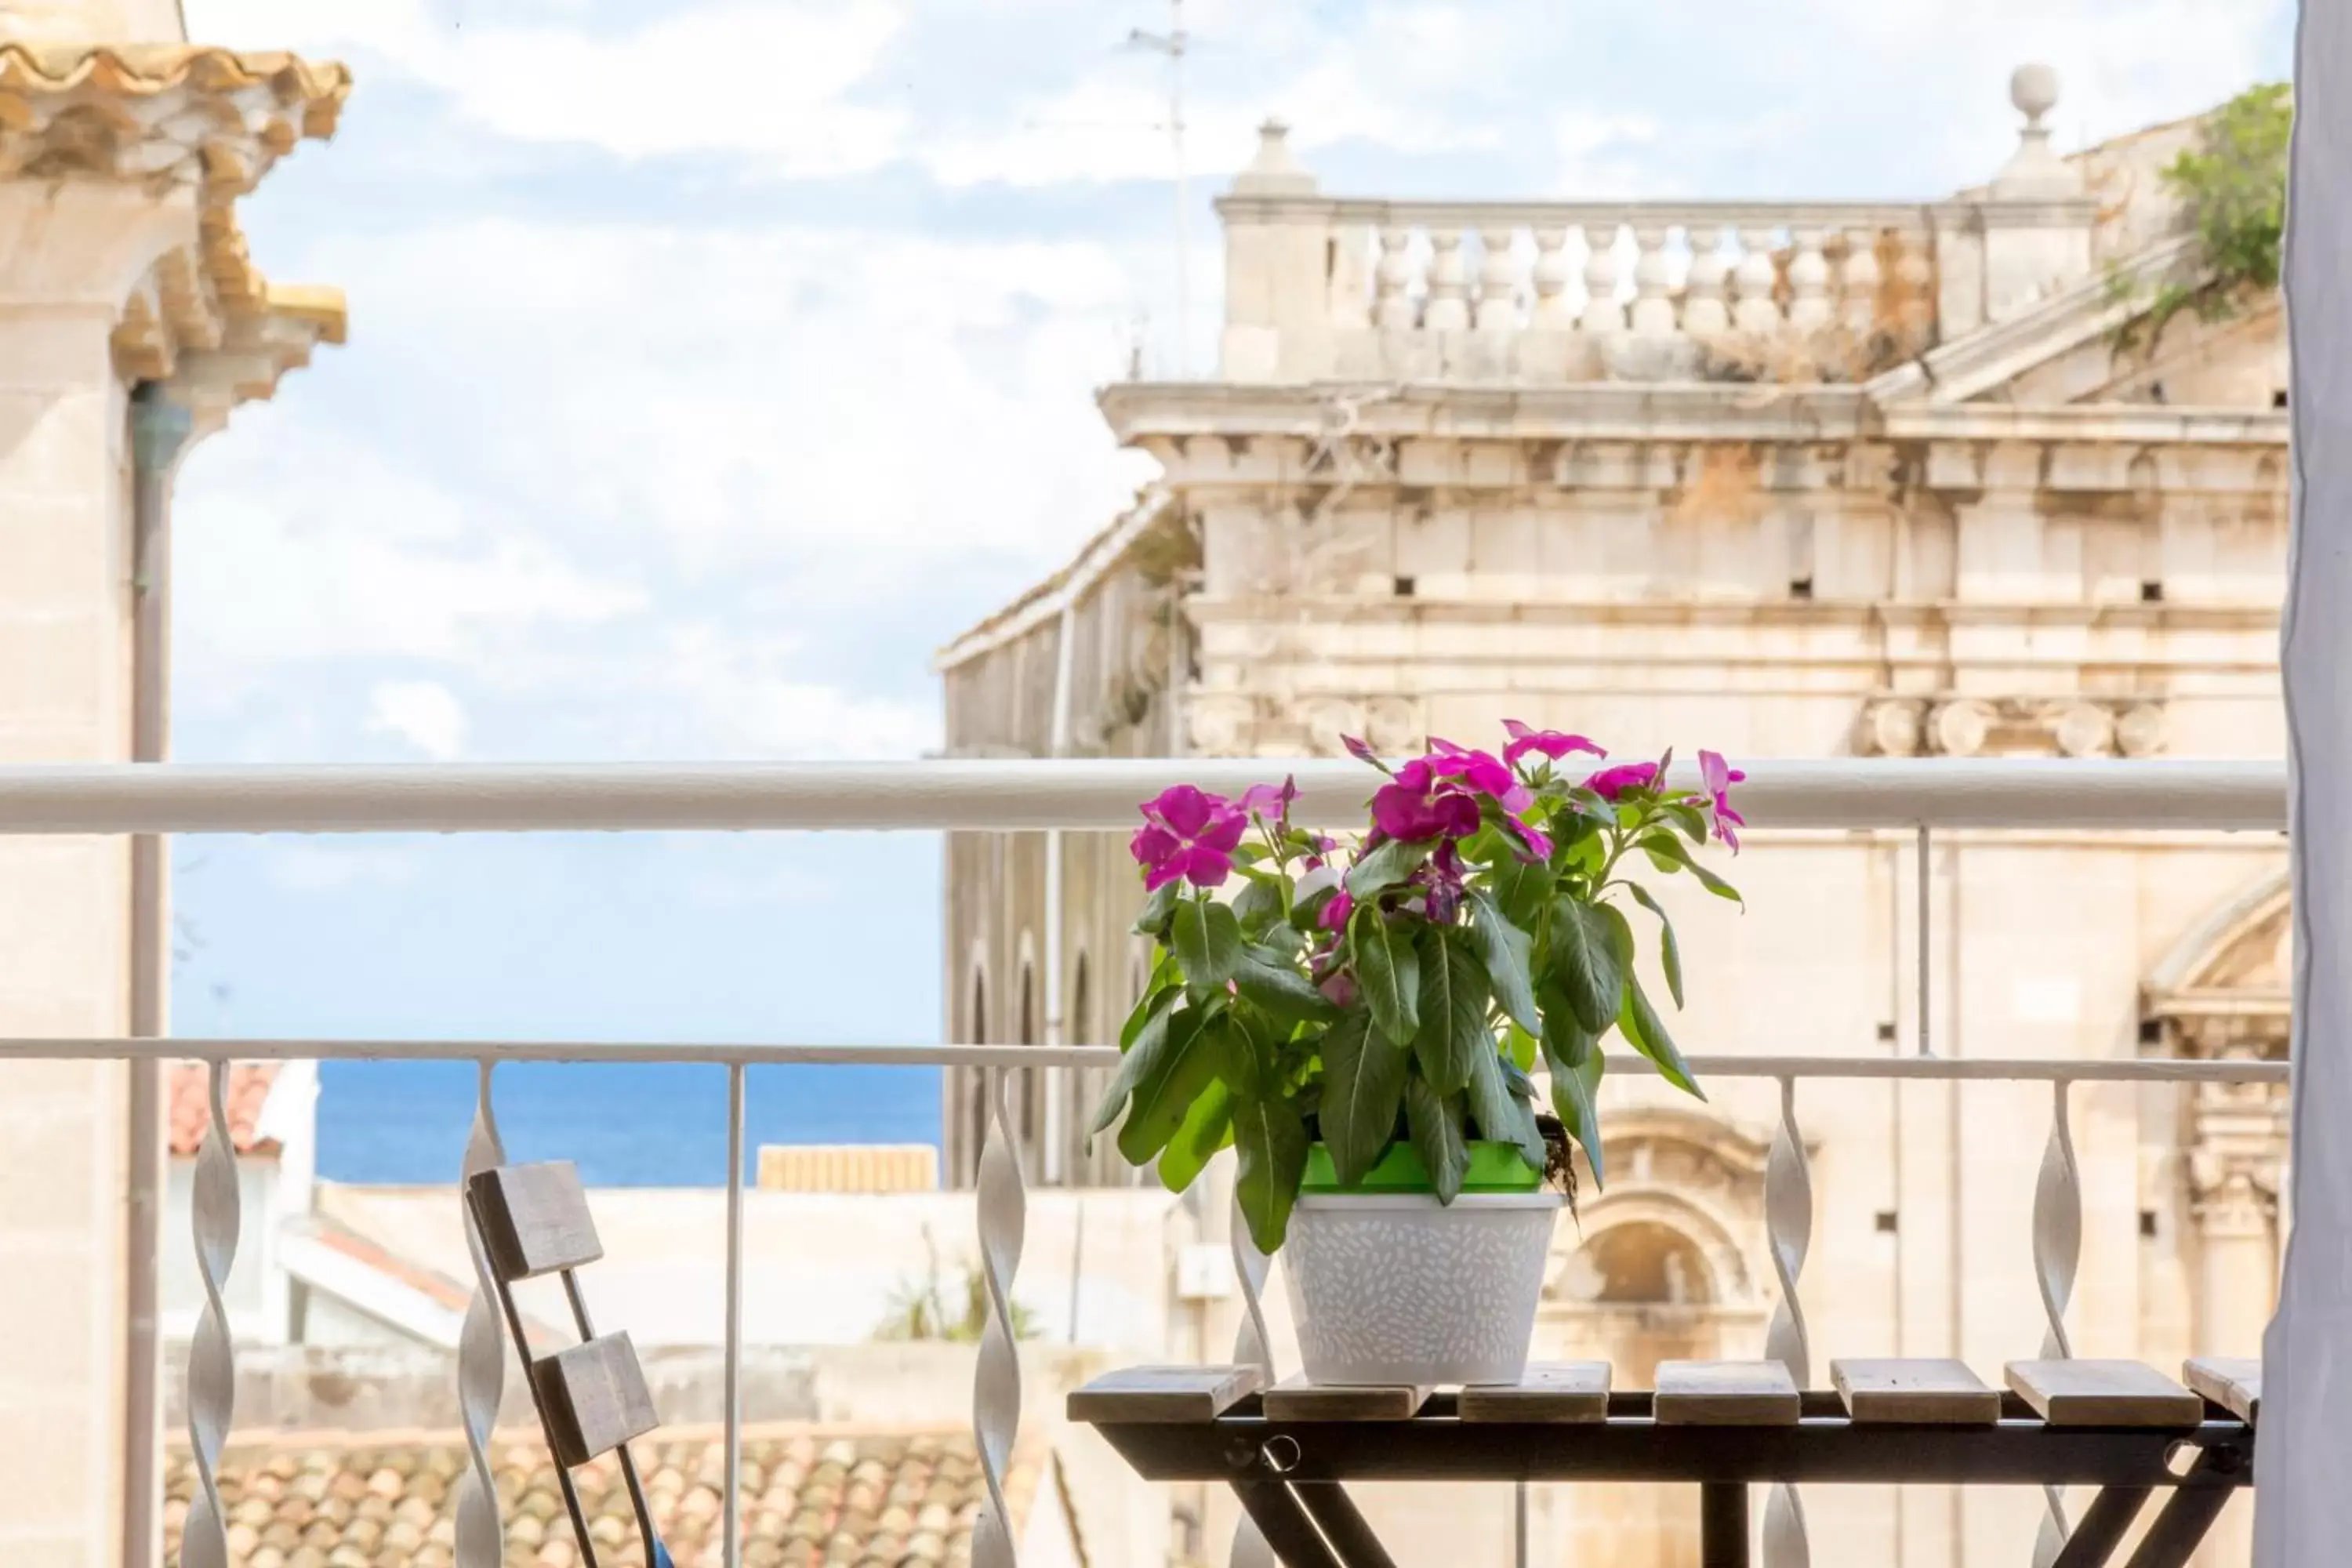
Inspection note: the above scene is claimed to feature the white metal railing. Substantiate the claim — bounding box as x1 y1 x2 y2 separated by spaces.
0 758 2293 1568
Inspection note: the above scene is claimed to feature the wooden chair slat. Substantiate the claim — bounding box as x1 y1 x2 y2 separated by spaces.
535 1332 660 1467
1831 1359 2001 1425
1261 1375 1433 1421
2005 1359 2205 1428
1654 1360 1801 1425
470 1161 602 1282
1067 1366 1265 1424
1459 1362 1611 1422
2183 1357 2262 1424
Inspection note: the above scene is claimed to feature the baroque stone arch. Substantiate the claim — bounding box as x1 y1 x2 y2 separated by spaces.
1540 1106 1776 1321
2144 869 2292 1050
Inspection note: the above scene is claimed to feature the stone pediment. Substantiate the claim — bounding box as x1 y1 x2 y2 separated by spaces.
2145 872 2291 1043
1864 235 2285 414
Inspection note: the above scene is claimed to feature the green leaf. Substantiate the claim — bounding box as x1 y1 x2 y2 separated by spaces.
1117 1011 1233 1165
1465 889 1541 1034
1412 925 1490 1094
1538 992 1607 1186
1486 853 1555 931
1549 895 1624 1033
1232 945 1338 1026
1156 1080 1234 1192
1350 906 1421 1044
1345 837 1432 899
1504 1023 1540 1074
1232 877 1286 935
1259 923 1306 960
1171 898 1246 993
1663 800 1711 845
1500 1054 1540 1100
1626 884 1684 1008
1466 1036 1546 1170
1092 989 1180 1135
1232 1091 1311 1253
1405 1077 1470 1205
1316 1009 1410 1187
1617 971 1704 1102
1637 833 1744 905
1132 879 1181 937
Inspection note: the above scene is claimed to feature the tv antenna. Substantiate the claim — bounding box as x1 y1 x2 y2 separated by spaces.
1126 0 1191 376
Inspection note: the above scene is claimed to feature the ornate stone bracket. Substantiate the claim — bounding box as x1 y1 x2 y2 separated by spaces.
1862 694 2167 757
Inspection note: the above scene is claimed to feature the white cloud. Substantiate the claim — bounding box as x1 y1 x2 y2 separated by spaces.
185 0 2284 196
198 219 1153 573
187 0 909 175
534 623 939 760
173 417 647 687
365 679 469 759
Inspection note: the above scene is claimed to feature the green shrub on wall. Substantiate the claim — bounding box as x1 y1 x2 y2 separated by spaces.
2132 82 2291 345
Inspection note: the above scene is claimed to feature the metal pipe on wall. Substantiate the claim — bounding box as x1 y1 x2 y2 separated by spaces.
124 380 191 1568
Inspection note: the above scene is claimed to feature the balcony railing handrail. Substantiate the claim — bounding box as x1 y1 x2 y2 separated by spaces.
0 757 2289 835
0 1036 2289 1083
0 757 2292 1568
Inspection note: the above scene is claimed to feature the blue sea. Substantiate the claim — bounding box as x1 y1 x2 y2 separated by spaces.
318 1061 942 1186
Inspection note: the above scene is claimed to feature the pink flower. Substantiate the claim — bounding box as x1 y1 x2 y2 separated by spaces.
1699 750 1747 852
1370 760 1483 842
1500 815 1554 862
1425 741 1533 812
1584 761 1661 802
1319 971 1359 1009
1502 720 1606 769
1318 890 1355 932
1238 776 1298 824
1131 785 1247 891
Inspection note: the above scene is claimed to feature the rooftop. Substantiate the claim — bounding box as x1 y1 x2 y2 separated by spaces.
169 1061 283 1157
162 1425 1069 1568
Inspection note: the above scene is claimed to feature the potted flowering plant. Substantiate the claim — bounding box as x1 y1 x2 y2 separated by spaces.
1093 723 1744 1386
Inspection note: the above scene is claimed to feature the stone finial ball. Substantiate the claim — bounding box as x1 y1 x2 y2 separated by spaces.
2011 63 2060 122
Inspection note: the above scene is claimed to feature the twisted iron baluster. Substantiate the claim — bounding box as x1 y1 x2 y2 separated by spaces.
974 1065 1027 1568
1763 1075 1812 1568
181 1061 240 1568
1229 1188 1276 1568
456 1061 509 1566
2031 1078 2082 1566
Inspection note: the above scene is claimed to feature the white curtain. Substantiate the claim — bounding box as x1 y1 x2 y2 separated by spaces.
2259 6 2352 1562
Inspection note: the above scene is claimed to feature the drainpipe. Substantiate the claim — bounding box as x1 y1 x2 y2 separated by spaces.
125 381 191 1568
1042 599 1078 1184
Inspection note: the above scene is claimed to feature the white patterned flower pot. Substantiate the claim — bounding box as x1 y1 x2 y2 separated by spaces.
1283 1191 1565 1386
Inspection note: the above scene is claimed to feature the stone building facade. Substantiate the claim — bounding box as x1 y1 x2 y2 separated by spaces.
940 71 2289 1568
0 5 345 1560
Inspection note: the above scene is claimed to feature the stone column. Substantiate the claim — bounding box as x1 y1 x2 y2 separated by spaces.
0 180 194 1568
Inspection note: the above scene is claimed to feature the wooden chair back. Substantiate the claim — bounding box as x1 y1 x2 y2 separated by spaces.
467 1160 672 1568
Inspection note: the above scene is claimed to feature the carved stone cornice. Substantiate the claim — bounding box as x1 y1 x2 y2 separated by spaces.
0 44 348 193
0 42 349 417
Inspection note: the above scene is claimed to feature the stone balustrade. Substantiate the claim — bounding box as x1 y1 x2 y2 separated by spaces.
1215 68 2106 387
1315 201 1939 381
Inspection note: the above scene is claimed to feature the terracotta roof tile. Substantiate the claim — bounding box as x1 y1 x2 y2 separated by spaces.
165 1425 1055 1568
169 1062 283 1157
0 43 350 140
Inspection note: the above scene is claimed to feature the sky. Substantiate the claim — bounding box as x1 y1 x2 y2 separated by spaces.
164 0 2293 1064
